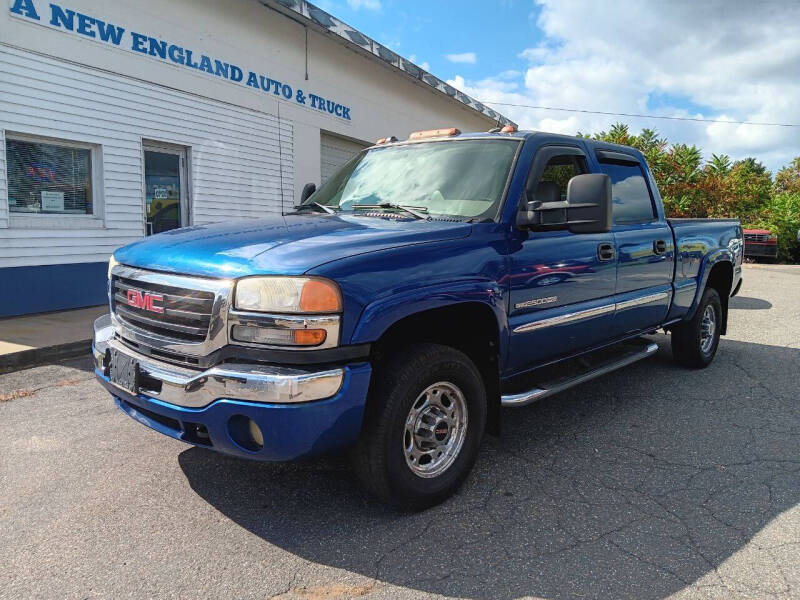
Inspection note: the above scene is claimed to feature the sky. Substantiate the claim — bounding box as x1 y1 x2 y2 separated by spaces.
314 0 800 174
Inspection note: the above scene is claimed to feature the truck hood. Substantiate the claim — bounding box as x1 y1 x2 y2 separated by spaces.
114 214 472 278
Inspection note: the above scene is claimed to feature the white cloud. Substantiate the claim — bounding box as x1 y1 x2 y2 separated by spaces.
346 0 381 11
447 0 800 172
446 52 477 64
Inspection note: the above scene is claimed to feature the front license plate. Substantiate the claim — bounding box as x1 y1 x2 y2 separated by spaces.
109 349 139 395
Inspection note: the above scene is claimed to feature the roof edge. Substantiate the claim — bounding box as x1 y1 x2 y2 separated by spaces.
258 0 515 127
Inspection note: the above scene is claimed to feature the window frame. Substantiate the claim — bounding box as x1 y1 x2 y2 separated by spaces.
141 139 191 236
520 144 589 209
595 152 658 226
5 131 104 229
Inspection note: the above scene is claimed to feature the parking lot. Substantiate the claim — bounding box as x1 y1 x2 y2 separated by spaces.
1 263 798 600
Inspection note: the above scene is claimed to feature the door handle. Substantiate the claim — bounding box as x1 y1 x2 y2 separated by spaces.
653 239 667 254
598 243 615 261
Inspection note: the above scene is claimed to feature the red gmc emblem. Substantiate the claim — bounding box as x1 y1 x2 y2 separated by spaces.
126 289 164 314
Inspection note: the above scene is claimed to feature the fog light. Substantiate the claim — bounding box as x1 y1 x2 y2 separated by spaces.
232 324 327 346
249 419 264 447
227 415 264 451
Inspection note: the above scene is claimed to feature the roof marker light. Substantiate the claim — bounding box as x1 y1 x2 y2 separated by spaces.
376 136 398 145
500 125 518 133
408 127 461 140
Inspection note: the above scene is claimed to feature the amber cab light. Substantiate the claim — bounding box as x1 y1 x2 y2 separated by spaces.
408 127 461 140
299 279 342 313
500 124 518 133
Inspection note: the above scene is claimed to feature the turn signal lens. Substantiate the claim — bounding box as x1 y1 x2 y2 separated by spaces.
767 233 778 242
293 329 327 346
231 324 327 347
300 279 342 313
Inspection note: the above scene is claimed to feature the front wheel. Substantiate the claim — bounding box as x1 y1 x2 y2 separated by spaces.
671 287 722 368
353 343 486 509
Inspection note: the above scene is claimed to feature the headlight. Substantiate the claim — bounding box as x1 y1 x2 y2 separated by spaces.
107 254 119 280
234 276 342 314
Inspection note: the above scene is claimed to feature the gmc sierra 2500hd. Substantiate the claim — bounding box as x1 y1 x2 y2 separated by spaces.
94 127 743 508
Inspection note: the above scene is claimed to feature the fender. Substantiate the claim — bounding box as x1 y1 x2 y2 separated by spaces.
686 248 734 321
350 278 510 366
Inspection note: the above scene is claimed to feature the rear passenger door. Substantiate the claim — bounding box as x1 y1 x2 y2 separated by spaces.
594 150 674 337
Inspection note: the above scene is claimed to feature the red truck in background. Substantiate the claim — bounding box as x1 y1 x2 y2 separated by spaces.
743 228 778 261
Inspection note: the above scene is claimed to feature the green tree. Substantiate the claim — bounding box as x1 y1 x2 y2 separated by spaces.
754 193 800 262
706 154 732 175
774 157 800 195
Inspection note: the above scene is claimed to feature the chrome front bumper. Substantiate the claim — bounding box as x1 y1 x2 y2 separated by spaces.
93 315 345 408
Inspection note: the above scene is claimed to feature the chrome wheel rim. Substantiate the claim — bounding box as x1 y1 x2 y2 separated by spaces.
700 305 717 354
404 381 468 478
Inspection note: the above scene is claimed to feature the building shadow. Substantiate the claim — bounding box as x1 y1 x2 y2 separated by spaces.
730 296 772 310
178 336 800 599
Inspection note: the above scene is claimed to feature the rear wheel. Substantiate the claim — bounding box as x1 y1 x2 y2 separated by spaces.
353 343 486 509
671 287 722 368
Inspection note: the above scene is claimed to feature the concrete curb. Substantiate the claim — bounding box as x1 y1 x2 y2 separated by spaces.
0 339 92 374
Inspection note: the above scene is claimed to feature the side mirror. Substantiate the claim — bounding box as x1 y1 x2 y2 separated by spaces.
300 183 317 203
517 173 612 234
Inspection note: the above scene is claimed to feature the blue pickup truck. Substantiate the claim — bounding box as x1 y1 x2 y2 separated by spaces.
94 127 743 508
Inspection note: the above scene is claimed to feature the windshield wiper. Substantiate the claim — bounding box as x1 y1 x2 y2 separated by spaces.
353 202 428 220
293 202 337 214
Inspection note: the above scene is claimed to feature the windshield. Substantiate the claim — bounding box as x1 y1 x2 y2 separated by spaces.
305 138 520 220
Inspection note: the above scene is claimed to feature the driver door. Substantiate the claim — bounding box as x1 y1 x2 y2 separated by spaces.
506 145 617 374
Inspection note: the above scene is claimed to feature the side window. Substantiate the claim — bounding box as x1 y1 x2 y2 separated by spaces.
598 160 656 224
525 153 588 205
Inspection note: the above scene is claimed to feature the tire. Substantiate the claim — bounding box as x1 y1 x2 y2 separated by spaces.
353 343 486 509
671 287 722 368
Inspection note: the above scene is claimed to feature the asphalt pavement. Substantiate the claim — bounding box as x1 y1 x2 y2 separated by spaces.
1 264 799 600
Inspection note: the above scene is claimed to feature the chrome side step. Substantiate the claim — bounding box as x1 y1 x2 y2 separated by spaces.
501 341 659 407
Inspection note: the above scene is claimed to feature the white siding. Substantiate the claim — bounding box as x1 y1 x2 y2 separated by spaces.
320 133 368 185
0 129 6 229
0 46 294 268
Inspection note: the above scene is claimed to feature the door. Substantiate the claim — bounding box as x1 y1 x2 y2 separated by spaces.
320 133 368 185
595 151 674 336
506 145 617 374
143 142 188 236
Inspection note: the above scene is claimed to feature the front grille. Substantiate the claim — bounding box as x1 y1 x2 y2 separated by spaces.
112 275 215 342
745 233 769 242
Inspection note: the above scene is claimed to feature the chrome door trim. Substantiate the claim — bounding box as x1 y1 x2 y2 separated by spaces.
512 290 671 334
615 291 670 311
513 303 615 334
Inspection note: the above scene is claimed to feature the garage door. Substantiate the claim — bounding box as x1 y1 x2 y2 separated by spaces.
320 133 368 184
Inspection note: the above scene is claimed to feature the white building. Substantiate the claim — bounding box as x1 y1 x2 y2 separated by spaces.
0 0 512 316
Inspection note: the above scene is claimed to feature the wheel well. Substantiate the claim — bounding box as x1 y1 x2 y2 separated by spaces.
705 261 733 335
371 303 502 435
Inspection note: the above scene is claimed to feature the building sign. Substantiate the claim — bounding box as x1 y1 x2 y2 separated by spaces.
8 0 353 121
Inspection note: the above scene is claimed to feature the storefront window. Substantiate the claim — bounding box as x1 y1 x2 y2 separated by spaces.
6 137 93 214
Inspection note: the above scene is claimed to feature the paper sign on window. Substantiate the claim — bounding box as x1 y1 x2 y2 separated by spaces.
41 190 65 212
